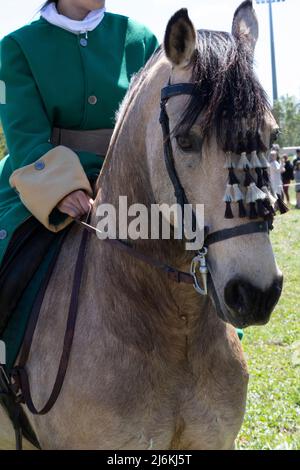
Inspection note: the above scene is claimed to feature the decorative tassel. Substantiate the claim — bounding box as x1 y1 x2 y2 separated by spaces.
276 194 289 214
232 183 246 218
246 183 255 204
228 167 240 185
223 184 233 201
257 199 270 218
255 168 264 189
246 183 266 204
258 153 270 168
237 152 251 171
238 200 247 218
253 184 267 201
244 168 254 187
261 186 277 206
223 184 234 219
249 151 261 169
249 202 258 219
262 197 276 216
225 201 234 219
224 152 235 169
262 168 270 186
232 183 244 202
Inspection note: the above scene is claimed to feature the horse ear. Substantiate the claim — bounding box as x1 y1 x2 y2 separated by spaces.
164 9 197 68
232 0 259 53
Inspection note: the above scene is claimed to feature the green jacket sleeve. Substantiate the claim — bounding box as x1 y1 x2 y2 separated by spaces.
0 35 92 231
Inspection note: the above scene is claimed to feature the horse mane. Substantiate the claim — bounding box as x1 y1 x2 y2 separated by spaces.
174 29 271 154
96 48 163 193
115 47 163 126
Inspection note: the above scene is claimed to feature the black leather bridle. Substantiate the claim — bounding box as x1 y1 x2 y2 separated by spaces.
159 81 271 293
75 80 271 297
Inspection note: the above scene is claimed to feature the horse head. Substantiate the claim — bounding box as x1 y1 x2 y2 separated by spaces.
139 1 283 329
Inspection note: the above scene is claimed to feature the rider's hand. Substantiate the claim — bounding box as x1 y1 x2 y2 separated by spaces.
57 190 94 218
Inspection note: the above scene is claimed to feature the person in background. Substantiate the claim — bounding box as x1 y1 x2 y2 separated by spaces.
293 148 300 169
269 150 285 198
294 161 300 209
271 143 280 162
281 154 294 204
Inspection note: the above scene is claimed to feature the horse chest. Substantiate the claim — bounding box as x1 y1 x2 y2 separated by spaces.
26 345 247 450
129 379 246 450
94 349 248 450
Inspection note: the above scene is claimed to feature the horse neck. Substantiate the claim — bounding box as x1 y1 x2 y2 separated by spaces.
93 82 193 271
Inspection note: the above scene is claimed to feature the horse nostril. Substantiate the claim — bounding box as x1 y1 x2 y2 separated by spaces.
224 276 283 325
224 280 250 315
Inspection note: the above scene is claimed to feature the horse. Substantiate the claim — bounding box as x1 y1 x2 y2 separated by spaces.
1 1 283 450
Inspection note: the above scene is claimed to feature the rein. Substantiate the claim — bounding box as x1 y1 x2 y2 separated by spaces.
9 79 272 449
76 218 270 292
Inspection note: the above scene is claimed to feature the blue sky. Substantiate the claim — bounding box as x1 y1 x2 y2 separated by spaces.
0 0 299 103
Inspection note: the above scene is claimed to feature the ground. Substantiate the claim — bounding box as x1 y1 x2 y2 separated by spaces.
236 199 300 450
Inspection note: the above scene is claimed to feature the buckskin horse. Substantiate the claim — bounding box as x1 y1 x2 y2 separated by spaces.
1 1 284 449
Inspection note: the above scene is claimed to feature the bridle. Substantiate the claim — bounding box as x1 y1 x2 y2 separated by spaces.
159 80 271 294
72 79 271 296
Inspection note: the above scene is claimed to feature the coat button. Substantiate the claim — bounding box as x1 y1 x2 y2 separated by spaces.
80 38 88 47
0 229 7 240
88 95 98 105
34 161 45 170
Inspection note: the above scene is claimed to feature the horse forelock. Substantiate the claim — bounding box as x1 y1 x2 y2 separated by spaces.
174 29 271 154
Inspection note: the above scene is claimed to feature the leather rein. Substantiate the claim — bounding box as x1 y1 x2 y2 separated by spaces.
9 80 271 447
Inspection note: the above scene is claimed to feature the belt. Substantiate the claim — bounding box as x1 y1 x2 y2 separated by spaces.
51 128 114 156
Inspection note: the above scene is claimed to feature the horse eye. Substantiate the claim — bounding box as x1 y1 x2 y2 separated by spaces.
176 135 193 151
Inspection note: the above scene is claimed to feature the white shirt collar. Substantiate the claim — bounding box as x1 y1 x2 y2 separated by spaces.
41 2 106 34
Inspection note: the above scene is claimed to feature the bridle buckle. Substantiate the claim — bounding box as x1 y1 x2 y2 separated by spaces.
190 247 208 296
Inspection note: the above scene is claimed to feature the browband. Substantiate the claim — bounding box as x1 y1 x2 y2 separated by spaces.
161 83 200 101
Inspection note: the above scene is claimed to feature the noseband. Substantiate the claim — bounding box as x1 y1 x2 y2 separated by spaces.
159 81 271 295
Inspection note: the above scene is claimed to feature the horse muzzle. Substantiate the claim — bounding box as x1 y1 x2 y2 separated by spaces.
223 275 283 328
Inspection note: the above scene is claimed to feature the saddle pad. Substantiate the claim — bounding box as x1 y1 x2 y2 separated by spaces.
0 218 58 335
1 236 64 371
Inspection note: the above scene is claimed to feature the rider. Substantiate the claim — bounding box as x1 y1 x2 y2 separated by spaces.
0 0 158 334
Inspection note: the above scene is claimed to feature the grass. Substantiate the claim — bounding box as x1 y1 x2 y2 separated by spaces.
236 198 300 450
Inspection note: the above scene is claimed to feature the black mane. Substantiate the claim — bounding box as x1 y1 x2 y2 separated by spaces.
175 29 271 154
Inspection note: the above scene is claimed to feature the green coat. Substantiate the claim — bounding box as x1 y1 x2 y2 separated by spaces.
0 12 158 265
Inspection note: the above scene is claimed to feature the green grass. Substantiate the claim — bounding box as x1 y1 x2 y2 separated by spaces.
236 200 300 450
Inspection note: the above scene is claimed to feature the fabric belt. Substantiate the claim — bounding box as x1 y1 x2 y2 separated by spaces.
51 128 113 155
